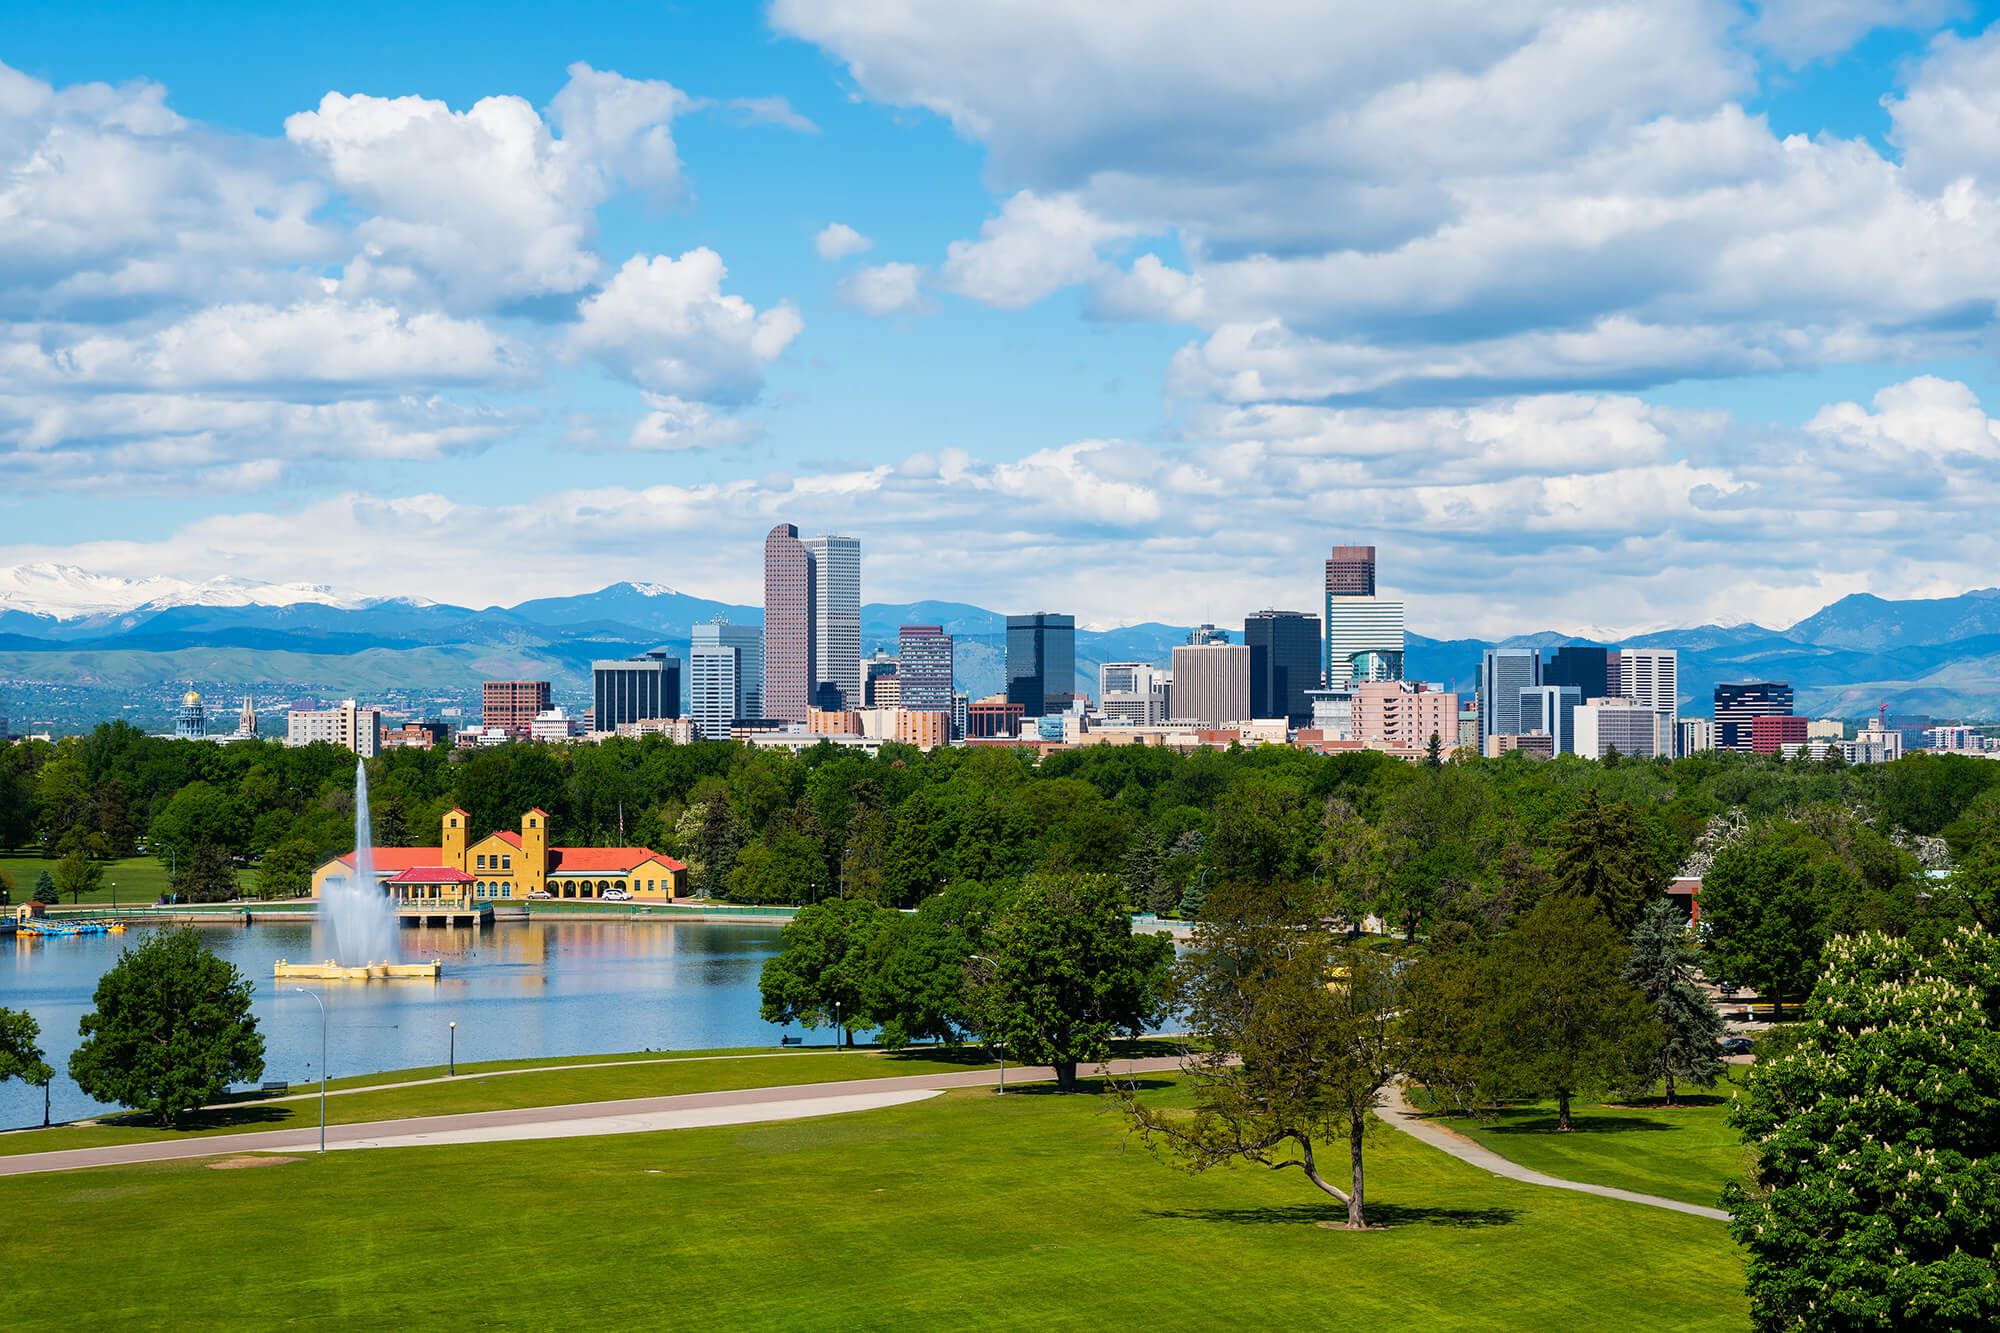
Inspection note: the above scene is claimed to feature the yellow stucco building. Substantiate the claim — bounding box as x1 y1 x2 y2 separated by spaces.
313 807 687 902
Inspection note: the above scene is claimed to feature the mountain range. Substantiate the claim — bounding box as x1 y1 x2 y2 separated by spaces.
0 562 1995 732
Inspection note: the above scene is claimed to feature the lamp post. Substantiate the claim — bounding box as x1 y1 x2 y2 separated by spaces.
833 999 842 1049
967 954 1004 1094
291 987 327 1154
449 1021 457 1077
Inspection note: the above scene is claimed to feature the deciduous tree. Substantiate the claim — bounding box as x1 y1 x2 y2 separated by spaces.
0 1007 54 1127
758 896 897 1045
68 929 264 1127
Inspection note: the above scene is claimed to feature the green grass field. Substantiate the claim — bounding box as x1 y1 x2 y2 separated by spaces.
0 851 255 905
1426 1070 1755 1210
0 1074 1749 1329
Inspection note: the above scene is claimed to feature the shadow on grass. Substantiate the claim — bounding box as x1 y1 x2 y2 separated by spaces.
1606 1093 1730 1110
1483 1114 1675 1135
95 1105 294 1133
1151 1202 1518 1230
1007 1077 1175 1096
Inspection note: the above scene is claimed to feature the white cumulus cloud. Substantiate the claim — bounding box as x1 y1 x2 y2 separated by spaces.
570 249 804 403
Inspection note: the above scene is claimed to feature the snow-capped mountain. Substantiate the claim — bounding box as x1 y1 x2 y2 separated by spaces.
0 563 364 619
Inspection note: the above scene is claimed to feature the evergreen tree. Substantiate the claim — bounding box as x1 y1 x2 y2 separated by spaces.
1622 900 1723 1104
1550 789 1663 931
170 844 239 903
31 870 58 905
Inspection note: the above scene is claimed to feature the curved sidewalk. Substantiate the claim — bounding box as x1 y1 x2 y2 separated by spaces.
1373 1084 1730 1222
0 1056 1184 1178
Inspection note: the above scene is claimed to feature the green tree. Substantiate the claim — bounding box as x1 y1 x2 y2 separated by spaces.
1622 900 1723 1104
727 825 829 904
870 881 1003 1048
1482 895 1660 1130
0 1007 55 1127
170 844 239 903
1725 928 2000 1331
1700 826 1855 1017
1550 789 1664 931
68 928 264 1127
257 837 320 900
978 875 1172 1091
146 780 246 865
53 851 104 904
1127 877 1402 1228
758 897 897 1045
31 870 59 905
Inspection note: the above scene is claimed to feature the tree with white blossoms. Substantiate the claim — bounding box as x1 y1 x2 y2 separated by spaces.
1724 926 2000 1330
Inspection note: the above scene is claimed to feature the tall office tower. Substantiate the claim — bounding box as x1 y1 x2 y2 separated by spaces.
1544 645 1613 699
1187 623 1231 645
1618 649 1680 757
690 620 763 739
482 680 552 735
898 625 955 713
864 650 901 707
952 690 969 740
1678 718 1716 755
1713 680 1794 752
1170 643 1252 726
1519 684 1583 754
593 650 682 728
1479 648 1541 752
803 534 861 710
1006 612 1076 715
1324 544 1377 596
1244 609 1323 724
763 523 813 723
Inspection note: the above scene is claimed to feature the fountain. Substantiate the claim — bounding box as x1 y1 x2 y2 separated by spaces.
277 758 440 982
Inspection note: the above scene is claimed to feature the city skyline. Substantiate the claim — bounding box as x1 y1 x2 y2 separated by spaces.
5 7 2000 637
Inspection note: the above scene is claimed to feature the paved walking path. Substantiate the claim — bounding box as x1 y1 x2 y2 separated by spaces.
0 1057 1184 1178
1373 1083 1730 1221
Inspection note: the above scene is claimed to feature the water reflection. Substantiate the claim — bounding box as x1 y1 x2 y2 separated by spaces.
0 920 789 1129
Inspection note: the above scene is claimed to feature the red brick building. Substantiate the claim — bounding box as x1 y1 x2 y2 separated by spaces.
483 680 552 736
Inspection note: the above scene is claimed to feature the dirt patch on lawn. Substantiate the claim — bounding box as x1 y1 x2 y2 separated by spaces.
206 1155 301 1170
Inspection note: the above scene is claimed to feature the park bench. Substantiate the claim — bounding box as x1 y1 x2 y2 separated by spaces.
260 1081 289 1095
779 1036 803 1047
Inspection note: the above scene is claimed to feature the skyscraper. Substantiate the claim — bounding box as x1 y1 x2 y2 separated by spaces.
1618 649 1679 758
763 523 812 723
898 625 955 713
1713 680 1794 752
1244 609 1322 724
1171 643 1252 726
1519 684 1583 754
1322 544 1402 689
482 680 551 736
1544 645 1614 700
593 650 681 727
803 534 861 710
691 619 762 739
1006 612 1076 715
1479 648 1541 753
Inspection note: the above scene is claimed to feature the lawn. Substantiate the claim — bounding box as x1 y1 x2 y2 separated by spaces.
0 851 254 905
0 1077 1749 1329
1427 1069 1756 1210
0 1044 1019 1157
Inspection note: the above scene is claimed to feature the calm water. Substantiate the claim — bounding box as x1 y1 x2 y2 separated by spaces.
0 920 794 1129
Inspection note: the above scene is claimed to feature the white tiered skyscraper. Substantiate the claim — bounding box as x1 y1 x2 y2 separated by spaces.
1617 648 1680 758
803 534 861 710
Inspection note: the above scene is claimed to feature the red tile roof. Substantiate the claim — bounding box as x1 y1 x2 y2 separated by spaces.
487 830 524 848
547 847 686 874
525 807 550 817
385 867 476 885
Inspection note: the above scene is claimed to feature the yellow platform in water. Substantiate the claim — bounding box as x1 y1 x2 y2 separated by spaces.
274 959 442 981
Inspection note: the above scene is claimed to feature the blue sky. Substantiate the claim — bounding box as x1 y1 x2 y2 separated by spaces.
4 1 2000 636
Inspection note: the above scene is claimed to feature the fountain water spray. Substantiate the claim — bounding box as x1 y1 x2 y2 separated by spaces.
321 758 398 965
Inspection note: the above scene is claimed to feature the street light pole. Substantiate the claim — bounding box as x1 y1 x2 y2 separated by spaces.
292 987 327 1153
449 1021 457 1077
833 999 842 1049
968 954 1004 1094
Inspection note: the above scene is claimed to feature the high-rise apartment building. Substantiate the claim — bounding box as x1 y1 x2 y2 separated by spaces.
1006 612 1076 716
1479 648 1541 753
1678 718 1716 755
286 699 383 756
482 680 551 736
897 626 955 713
1244 609 1322 724
763 523 813 723
803 534 861 710
690 620 762 740
1171 643 1252 726
593 650 681 728
1713 680 1794 753
1519 684 1583 754
1574 698 1658 759
1352 681 1459 751
1618 649 1680 758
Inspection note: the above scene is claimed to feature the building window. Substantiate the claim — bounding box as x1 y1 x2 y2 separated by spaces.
476 854 486 869
502 855 511 870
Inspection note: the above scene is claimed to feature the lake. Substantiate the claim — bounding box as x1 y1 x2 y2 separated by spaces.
1 919 795 1129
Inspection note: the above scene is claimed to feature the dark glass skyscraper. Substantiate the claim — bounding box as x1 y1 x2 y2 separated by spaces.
1244 609 1322 723
592 650 681 727
1006 612 1075 715
1714 680 1794 752
1544 644 1614 699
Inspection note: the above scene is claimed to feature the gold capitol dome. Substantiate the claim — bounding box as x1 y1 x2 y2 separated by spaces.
182 689 202 706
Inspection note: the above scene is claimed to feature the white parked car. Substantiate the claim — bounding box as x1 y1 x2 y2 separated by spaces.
601 888 633 901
